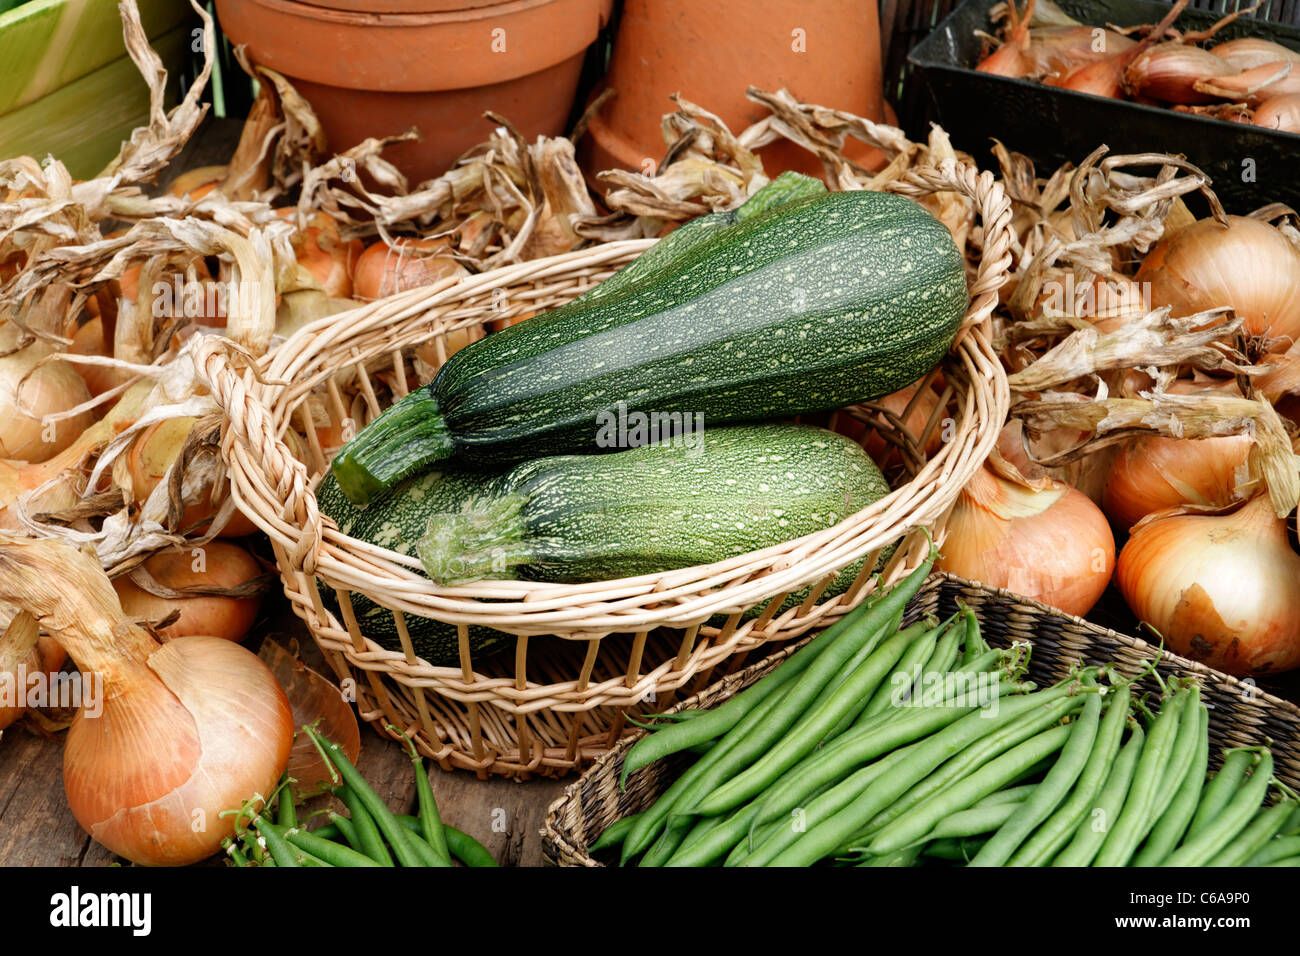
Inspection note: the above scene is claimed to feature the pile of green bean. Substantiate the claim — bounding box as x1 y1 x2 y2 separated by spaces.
223 725 497 868
596 557 1300 867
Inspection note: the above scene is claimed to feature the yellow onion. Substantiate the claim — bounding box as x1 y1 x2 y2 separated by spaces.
0 610 67 731
1103 434 1253 531
1125 43 1235 104
1117 494 1300 675
937 464 1115 616
0 536 292 866
1253 93 1300 132
0 323 94 462
353 238 466 302
1211 37 1300 70
1135 215 1300 343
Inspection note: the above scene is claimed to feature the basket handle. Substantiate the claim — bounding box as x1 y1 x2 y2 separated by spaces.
192 335 323 574
883 158 1015 346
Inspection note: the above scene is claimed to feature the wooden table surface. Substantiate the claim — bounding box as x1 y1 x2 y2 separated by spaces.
0 115 566 868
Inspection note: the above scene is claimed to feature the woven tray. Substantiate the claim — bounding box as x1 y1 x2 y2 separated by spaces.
196 159 1014 779
542 572 1300 865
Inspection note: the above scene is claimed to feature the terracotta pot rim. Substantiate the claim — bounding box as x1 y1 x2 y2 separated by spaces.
295 0 515 13
227 0 604 27
217 0 610 91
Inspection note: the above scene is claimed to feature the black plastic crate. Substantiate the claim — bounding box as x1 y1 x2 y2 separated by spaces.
909 0 1300 213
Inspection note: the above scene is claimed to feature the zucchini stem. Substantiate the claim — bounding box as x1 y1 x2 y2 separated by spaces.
330 387 457 506
417 494 533 585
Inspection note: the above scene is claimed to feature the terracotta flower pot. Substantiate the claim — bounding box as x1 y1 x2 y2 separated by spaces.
216 0 613 183
582 0 888 182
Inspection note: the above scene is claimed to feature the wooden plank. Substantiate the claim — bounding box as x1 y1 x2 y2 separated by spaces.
0 0 195 113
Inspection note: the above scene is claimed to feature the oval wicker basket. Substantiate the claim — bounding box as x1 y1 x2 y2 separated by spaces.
197 159 1014 778
542 572 1300 865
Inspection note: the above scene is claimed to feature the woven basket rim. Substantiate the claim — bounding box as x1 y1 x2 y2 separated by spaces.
199 159 1016 637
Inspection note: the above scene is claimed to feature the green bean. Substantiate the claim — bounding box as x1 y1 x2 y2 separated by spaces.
855 685 1089 840
762 678 1095 867
336 785 394 866
730 749 910 867
746 671 1025 839
1132 700 1210 866
403 735 451 865
251 814 302 867
1162 750 1273 867
744 688 992 834
1093 686 1191 867
282 825 384 867
621 676 794 862
307 725 434 866
867 723 1073 856
618 562 930 787
1266 856 1300 866
1052 720 1145 867
276 775 297 829
859 616 951 719
1206 799 1297 867
859 844 925 867
1248 836 1300 866
639 815 694 867
924 836 988 861
665 616 909 827
326 811 359 850
920 800 1024 842
441 825 498 867
820 616 937 740
1009 683 1133 866
591 814 641 853
395 819 456 867
687 614 919 818
971 672 1103 866
666 807 759 868
223 838 250 868
959 605 988 665
1186 748 1257 841
972 784 1039 808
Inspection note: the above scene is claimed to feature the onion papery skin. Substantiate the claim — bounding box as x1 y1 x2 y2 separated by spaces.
353 239 466 302
1102 434 1252 532
1116 498 1300 676
937 468 1115 617
63 636 293 866
1135 215 1300 343
0 326 94 463
112 542 263 642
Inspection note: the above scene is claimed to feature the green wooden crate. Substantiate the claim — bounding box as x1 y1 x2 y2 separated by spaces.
0 0 197 177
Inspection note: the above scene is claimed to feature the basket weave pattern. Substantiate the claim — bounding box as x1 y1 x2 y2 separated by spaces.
198 160 1014 778
543 573 1300 865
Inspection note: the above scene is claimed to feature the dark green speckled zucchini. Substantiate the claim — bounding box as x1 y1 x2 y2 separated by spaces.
330 176 967 505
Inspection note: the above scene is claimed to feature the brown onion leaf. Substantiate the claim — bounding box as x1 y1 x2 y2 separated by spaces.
258 639 360 797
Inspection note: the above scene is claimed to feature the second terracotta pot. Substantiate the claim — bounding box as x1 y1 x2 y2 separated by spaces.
581 0 887 183
216 0 613 183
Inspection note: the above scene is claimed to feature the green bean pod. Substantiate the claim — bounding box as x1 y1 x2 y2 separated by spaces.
970 673 1103 866
1131 699 1210 866
1162 750 1274 867
619 559 932 788
1206 799 1297 867
1093 687 1191 867
1186 747 1257 842
1052 720 1145 867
